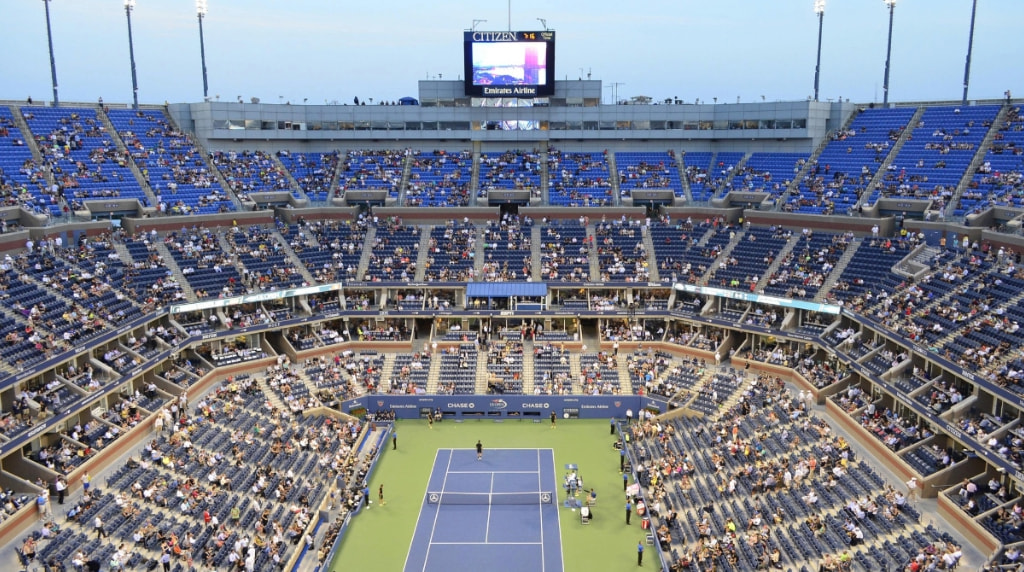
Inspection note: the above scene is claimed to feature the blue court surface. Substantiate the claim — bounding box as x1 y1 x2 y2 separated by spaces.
404 448 563 572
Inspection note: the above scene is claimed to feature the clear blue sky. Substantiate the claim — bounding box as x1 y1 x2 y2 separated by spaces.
2 0 1020 106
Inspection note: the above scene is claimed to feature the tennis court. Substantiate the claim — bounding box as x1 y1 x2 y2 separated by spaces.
404 448 563 572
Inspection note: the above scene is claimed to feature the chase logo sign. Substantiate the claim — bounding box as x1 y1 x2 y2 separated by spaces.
522 403 550 409
448 403 476 409
489 399 508 410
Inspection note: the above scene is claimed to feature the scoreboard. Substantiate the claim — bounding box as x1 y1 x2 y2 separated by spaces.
463 31 556 98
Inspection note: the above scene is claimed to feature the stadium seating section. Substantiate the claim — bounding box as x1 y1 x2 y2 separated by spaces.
3 100 1024 571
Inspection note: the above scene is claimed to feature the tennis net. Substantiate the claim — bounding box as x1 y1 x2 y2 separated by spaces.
425 491 555 505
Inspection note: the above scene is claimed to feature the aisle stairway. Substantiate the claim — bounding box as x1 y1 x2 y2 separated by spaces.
355 226 377 281
151 241 198 301
714 152 752 198
568 353 584 394
946 103 1012 219
96 108 158 206
425 349 444 393
676 148 694 203
586 223 601 280
757 235 798 288
531 225 543 281
413 226 432 281
474 350 490 394
193 138 245 210
855 106 926 209
379 354 397 391
271 153 309 202
777 112 861 210
276 234 318 285
616 356 632 395
521 339 536 395
699 230 744 285
606 152 621 206
642 225 660 283
814 238 861 303
9 106 45 161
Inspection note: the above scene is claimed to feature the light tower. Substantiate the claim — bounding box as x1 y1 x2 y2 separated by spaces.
813 0 825 102
962 0 979 105
42 0 60 106
124 0 139 109
882 0 897 105
197 0 210 99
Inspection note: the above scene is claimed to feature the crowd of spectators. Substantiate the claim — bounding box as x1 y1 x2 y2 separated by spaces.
406 150 471 207
795 356 847 389
264 360 321 413
117 112 231 215
306 351 382 396
594 219 649 282
293 217 368 284
68 374 371 572
163 227 247 298
362 218 418 282
277 150 339 201
617 151 679 195
338 149 407 195
548 149 613 206
627 350 705 398
485 338 523 394
0 111 49 209
579 350 621 395
478 149 542 197
387 350 432 395
622 369 957 571
480 214 532 282
603 318 659 342
350 319 409 341
540 221 592 282
425 220 476 281
533 342 573 395
224 225 306 291
33 112 134 210
836 386 930 451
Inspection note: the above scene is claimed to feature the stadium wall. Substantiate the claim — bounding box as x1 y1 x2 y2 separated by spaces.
168 97 856 151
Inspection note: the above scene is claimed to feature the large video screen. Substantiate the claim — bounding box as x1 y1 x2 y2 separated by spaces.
464 31 555 98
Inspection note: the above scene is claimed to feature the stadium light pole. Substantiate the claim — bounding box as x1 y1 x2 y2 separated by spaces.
962 0 979 105
124 0 139 109
882 0 896 105
813 0 825 102
42 0 60 107
197 0 209 99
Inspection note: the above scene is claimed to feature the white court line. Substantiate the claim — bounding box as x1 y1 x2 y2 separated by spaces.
402 448 441 572
550 449 565 572
447 470 540 474
428 541 544 545
485 472 494 543
442 447 555 450
537 449 545 572
422 449 455 572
